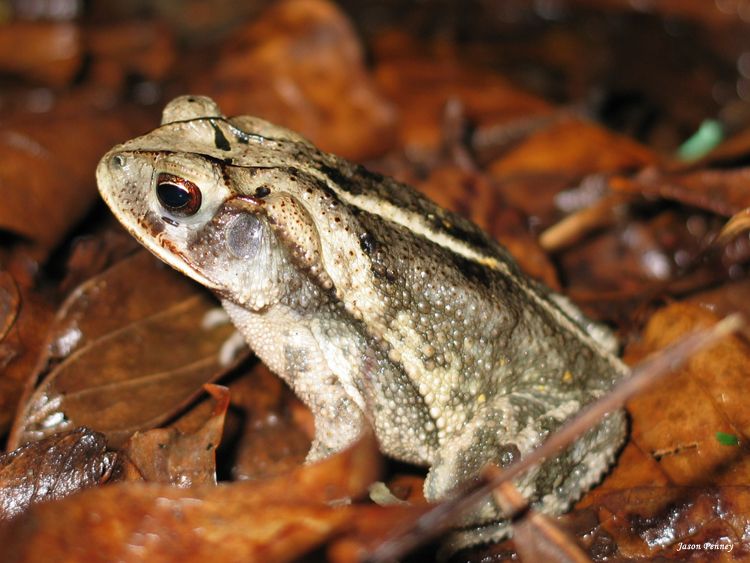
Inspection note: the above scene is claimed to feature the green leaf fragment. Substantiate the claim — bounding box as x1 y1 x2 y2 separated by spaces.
677 119 723 161
715 431 740 446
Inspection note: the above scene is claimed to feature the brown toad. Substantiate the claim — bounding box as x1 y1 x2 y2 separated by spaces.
96 95 627 547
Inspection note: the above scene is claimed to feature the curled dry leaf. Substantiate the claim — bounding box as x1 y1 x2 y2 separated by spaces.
715 207 750 247
228 364 312 481
0 427 113 522
9 250 246 450
194 0 397 162
0 431 383 563
112 384 230 486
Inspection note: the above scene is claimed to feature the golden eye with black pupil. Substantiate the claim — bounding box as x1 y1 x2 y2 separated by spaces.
156 172 202 217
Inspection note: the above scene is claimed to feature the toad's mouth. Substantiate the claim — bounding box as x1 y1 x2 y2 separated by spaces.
132 209 225 293
156 235 224 292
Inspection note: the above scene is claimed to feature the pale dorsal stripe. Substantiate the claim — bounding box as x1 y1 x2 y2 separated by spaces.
310 171 627 376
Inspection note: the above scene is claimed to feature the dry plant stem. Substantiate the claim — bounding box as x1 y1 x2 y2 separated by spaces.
715 207 750 246
489 478 529 517
365 313 744 563
490 474 593 563
538 192 631 252
514 509 594 563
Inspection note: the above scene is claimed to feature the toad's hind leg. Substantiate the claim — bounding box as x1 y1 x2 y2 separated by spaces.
423 391 626 526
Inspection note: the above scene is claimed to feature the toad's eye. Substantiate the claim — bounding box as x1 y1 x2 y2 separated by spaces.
156 172 202 217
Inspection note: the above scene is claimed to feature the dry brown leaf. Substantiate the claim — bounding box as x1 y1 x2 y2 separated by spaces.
621 303 750 487
0 111 146 258
0 427 113 522
490 118 659 176
56 231 142 297
0 22 81 86
84 21 177 91
228 365 311 481
0 431 383 563
328 503 432 563
611 167 750 218
488 118 659 227
372 31 553 158
0 276 55 436
9 250 246 450
192 0 397 162
0 271 19 348
112 384 230 486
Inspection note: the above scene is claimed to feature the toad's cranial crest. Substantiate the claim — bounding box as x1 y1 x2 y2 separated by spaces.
97 95 627 550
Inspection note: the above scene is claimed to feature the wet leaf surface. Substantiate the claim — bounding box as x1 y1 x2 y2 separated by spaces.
575 486 750 561
0 427 113 522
